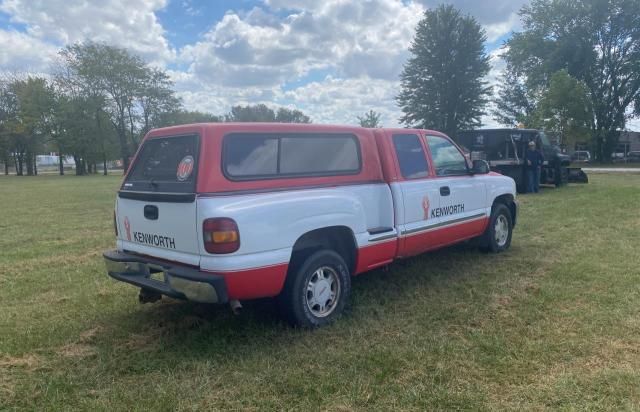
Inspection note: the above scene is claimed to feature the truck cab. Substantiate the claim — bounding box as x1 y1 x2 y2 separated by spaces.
105 123 517 327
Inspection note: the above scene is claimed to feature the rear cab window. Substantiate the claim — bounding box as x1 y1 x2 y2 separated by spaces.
392 134 430 179
223 133 361 180
122 134 199 193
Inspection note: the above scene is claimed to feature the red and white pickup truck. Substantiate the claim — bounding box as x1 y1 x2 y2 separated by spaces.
104 123 517 327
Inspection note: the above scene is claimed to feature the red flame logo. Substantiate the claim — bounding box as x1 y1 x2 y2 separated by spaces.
422 196 430 220
124 216 131 241
177 155 194 182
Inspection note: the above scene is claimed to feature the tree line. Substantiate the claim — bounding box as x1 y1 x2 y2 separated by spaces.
0 43 312 176
398 0 640 161
3 0 638 173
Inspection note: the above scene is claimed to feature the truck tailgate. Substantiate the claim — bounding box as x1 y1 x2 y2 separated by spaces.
116 196 200 266
116 133 201 266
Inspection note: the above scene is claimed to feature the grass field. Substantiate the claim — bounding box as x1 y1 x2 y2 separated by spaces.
1 174 639 410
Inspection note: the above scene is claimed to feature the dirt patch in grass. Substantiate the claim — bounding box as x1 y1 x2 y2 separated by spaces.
55 327 105 359
0 353 41 370
122 332 162 352
57 343 97 359
79 326 103 343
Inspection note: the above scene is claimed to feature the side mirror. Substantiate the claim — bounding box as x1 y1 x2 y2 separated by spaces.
471 159 490 175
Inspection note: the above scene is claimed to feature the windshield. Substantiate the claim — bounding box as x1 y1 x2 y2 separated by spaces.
538 131 551 147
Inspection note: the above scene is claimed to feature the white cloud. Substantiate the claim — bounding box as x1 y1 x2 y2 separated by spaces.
485 12 521 43
479 47 508 128
173 0 525 126
0 0 535 130
0 0 174 64
416 0 527 43
416 0 528 25
627 118 640 132
170 72 404 127
180 0 423 90
282 76 402 126
0 29 57 72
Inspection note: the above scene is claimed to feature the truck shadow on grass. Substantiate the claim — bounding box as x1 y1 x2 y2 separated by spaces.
88 241 516 369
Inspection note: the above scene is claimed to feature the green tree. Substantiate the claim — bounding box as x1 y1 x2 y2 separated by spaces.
226 104 276 122
157 109 222 127
0 77 55 176
59 42 146 172
57 42 179 172
275 107 311 123
492 67 536 127
397 4 492 137
58 95 96 175
225 104 311 123
504 0 640 161
54 56 117 175
357 110 382 128
532 70 592 148
0 80 12 174
135 67 180 144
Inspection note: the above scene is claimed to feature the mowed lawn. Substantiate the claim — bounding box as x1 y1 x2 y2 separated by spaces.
1 174 639 410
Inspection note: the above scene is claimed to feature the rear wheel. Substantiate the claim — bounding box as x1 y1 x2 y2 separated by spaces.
278 250 351 328
480 203 513 253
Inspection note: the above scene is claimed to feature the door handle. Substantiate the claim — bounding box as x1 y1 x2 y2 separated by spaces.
440 186 450 196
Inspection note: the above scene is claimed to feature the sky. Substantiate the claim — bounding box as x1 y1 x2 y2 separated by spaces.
0 0 636 130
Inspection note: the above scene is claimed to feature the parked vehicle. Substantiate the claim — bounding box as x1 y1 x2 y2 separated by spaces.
104 123 518 327
454 128 588 193
571 150 591 163
626 151 640 162
611 152 626 162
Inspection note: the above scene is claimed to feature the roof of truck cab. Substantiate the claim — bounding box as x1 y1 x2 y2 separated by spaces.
459 128 540 133
146 122 447 138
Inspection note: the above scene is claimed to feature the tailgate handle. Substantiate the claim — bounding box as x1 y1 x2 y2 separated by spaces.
144 205 159 220
440 186 450 196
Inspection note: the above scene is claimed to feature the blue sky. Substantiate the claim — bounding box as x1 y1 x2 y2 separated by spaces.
2 0 594 128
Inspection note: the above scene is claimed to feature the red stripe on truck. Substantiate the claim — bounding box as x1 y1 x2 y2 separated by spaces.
400 217 488 257
355 239 398 274
214 263 289 300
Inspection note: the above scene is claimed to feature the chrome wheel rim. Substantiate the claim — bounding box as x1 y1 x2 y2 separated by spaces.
305 266 340 318
494 214 509 247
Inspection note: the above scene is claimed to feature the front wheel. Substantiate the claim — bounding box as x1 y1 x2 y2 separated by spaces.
278 250 351 328
480 203 513 253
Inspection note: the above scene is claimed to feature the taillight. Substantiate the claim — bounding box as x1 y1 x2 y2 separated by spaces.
114 211 118 236
203 218 240 254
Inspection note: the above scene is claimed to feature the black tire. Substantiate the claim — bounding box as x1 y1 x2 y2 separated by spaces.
278 249 351 328
555 165 569 187
480 203 513 253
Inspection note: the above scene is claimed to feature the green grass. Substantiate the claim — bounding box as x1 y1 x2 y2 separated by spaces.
1 174 640 410
575 162 640 168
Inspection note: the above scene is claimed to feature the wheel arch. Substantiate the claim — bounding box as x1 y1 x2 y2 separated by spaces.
492 193 517 227
289 226 358 276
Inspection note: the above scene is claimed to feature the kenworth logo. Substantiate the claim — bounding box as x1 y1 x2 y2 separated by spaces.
430 203 465 219
133 231 176 249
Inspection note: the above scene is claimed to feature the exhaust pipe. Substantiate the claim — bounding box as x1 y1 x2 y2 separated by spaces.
229 300 242 315
139 288 162 304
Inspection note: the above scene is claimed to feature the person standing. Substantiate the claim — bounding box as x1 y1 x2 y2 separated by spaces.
525 140 544 193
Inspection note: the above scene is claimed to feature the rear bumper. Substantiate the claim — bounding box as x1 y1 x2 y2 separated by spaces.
103 250 228 304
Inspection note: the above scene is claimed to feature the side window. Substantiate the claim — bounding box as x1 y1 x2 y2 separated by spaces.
279 136 359 174
223 133 361 180
425 135 468 176
224 136 278 177
392 134 429 179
